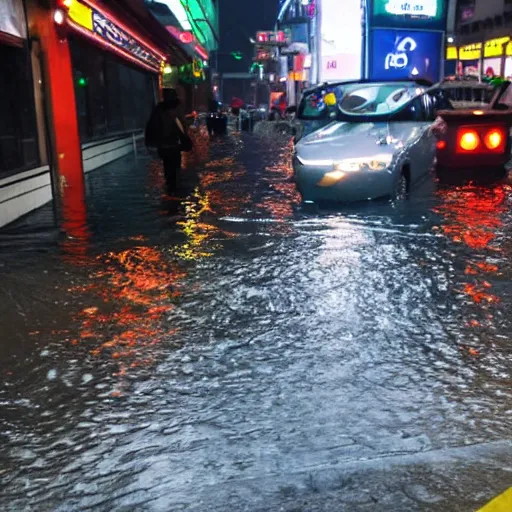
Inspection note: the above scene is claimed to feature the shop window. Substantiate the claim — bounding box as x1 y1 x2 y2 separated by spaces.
0 43 40 179
69 36 156 143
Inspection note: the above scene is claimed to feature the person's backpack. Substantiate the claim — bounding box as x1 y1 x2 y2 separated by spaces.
145 105 180 149
145 105 192 152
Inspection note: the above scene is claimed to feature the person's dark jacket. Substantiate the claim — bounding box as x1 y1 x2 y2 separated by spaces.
145 99 186 150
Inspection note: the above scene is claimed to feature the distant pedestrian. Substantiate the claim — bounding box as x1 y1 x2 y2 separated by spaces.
145 88 192 194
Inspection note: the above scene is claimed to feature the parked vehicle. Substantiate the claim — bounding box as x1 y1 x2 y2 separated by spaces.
293 80 452 204
437 80 495 109
434 80 512 181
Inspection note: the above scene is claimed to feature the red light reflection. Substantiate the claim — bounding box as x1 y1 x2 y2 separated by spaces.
433 184 510 323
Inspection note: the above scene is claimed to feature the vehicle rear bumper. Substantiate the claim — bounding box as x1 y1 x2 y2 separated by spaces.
436 151 509 169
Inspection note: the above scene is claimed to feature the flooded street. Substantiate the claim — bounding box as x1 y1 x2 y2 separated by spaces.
1 128 512 511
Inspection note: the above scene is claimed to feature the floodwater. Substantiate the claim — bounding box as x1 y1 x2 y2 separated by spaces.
1 125 512 511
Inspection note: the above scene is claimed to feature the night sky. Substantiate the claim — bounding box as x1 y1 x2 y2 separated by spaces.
218 0 279 73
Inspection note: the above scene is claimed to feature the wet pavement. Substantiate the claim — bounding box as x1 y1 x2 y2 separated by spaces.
1 125 512 511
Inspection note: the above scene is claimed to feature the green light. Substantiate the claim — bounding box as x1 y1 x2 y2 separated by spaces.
77 77 87 87
231 51 242 60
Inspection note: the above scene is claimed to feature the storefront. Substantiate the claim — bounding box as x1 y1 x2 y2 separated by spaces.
69 35 157 143
62 0 166 146
453 37 511 79
0 0 40 179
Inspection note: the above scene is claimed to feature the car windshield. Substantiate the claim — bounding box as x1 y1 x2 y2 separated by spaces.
298 83 345 120
336 82 423 121
298 81 426 122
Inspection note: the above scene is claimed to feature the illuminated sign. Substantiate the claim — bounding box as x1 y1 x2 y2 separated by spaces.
319 0 362 81
371 0 446 30
459 38 511 61
446 46 457 60
66 0 164 72
0 0 27 39
256 30 290 46
370 29 442 82
179 31 194 44
256 48 272 61
384 0 437 17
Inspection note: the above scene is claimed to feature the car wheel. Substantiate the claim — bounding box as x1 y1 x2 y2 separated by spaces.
392 173 408 201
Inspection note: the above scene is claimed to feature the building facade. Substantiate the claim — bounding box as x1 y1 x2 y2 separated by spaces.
447 0 512 78
0 0 217 229
276 0 448 107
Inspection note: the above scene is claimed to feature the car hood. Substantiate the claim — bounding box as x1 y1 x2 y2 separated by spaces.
295 120 426 162
296 122 391 160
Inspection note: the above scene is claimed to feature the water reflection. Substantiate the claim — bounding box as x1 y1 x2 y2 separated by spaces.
71 244 185 395
173 188 219 260
257 141 300 224
432 183 512 357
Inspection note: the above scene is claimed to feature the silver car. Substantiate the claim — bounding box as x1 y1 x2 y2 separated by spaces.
293 81 453 203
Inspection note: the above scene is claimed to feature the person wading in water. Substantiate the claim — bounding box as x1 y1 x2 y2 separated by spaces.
145 88 192 195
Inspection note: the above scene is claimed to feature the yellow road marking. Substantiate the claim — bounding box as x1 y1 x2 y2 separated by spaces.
477 488 512 511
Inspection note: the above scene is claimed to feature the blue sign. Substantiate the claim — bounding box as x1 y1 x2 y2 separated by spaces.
369 29 442 83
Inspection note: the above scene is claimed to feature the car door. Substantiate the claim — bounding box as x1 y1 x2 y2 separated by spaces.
420 91 439 168
390 95 431 183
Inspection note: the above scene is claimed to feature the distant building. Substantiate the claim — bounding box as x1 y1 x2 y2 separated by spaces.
449 0 512 78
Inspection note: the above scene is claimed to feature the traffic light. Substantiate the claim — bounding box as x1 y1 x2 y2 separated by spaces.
231 51 243 61
77 77 88 87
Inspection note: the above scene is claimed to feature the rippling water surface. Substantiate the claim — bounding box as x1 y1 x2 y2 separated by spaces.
1 127 512 511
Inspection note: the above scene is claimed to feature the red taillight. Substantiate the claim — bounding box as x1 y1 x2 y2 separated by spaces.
458 129 479 152
484 129 503 150
456 126 506 154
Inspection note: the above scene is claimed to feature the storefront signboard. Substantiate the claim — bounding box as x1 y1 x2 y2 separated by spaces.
458 38 511 61
369 28 442 82
0 0 27 40
371 0 446 30
319 0 362 81
67 0 162 72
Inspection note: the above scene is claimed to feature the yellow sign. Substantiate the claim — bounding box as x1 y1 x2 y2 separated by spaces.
288 71 304 81
477 487 512 511
484 37 510 57
446 46 458 60
458 38 510 61
68 0 93 31
459 43 481 61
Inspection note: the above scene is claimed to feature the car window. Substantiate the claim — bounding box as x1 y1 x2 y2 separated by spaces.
299 91 327 119
426 90 454 119
298 86 341 120
440 85 494 106
338 84 418 117
495 83 512 108
389 96 427 122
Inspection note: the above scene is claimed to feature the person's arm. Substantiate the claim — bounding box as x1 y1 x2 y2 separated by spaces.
176 116 187 134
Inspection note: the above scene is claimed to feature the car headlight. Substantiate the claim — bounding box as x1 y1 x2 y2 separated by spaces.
333 154 393 172
295 154 334 167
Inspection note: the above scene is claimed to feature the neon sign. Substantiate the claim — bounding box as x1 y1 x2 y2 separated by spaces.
371 0 446 30
65 0 165 73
